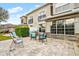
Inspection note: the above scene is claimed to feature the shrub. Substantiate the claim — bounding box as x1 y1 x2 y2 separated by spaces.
15 25 29 37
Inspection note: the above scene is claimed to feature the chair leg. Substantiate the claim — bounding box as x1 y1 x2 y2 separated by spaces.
42 39 44 43
46 39 47 42
19 42 24 48
39 39 41 42
9 41 16 52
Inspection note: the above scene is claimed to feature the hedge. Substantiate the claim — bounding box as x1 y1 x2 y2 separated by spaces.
15 25 29 37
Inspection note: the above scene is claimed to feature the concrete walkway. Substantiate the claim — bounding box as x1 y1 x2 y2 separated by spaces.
0 37 79 56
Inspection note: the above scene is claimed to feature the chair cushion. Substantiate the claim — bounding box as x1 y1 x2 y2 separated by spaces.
31 32 36 38
16 39 23 43
39 33 47 39
11 32 17 38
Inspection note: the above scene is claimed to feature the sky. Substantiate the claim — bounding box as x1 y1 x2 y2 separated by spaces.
0 3 43 25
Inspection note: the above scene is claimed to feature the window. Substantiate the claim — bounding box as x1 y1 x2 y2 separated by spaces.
51 19 74 35
51 22 56 34
74 3 79 9
57 20 64 34
65 19 74 35
55 3 72 14
38 11 46 21
39 24 45 32
28 16 33 24
21 19 23 24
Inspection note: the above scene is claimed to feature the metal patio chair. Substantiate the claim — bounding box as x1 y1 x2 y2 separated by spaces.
39 32 47 43
30 32 37 40
9 32 24 52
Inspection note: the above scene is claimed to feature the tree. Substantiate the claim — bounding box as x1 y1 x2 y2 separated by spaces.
0 7 9 33
0 7 9 23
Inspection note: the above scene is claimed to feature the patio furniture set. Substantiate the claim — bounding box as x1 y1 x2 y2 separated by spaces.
30 31 47 43
8 31 47 55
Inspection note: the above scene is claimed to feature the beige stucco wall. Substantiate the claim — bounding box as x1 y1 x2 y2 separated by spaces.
27 10 39 28
26 4 52 29
45 21 52 32
23 17 27 24
74 17 79 39
75 17 79 34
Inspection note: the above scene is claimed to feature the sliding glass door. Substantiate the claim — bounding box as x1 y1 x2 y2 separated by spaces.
51 18 74 35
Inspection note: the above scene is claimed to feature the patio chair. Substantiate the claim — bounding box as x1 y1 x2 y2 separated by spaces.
30 32 37 40
39 32 47 43
9 31 24 51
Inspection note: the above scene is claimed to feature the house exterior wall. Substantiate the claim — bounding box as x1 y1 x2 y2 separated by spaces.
21 16 27 25
45 21 52 33
27 11 38 28
46 3 79 40
21 3 79 40
75 17 79 34
26 3 53 31
52 3 79 34
53 3 79 15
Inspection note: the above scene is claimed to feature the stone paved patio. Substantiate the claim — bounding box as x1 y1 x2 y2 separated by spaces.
0 37 79 56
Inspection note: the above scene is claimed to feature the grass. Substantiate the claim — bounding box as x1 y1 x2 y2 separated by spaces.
0 34 12 41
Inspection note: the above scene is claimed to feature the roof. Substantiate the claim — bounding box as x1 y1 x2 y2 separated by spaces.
1 24 15 28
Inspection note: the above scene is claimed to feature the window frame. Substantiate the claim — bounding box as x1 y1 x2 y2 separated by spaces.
51 19 75 35
28 16 33 24
38 11 46 21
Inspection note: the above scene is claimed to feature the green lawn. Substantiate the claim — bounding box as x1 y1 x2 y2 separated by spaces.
0 34 12 41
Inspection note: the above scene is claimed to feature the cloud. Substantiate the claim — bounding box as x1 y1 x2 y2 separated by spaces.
35 3 44 8
35 4 41 8
25 4 44 14
8 13 25 24
1 7 24 25
8 7 23 14
25 9 34 14
1 12 25 25
1 3 44 25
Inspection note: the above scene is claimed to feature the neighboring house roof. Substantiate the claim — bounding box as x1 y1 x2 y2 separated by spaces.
1 24 15 29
